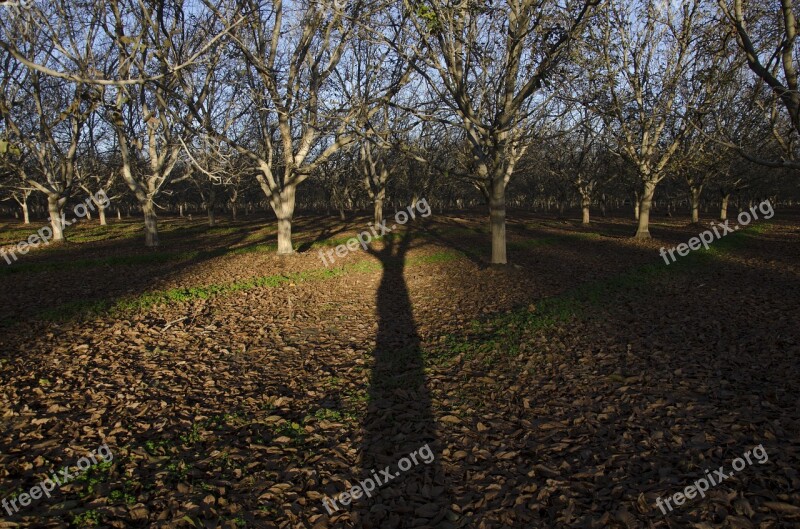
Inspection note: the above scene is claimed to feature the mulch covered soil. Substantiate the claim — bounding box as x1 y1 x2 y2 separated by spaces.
1 212 798 529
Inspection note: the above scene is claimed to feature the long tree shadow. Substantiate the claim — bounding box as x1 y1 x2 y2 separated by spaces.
353 227 453 528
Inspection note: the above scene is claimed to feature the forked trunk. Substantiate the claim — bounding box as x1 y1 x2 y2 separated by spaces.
142 200 159 247
635 180 657 239
489 176 507 265
47 195 65 242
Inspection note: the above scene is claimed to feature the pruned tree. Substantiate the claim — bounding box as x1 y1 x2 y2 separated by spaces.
192 0 410 254
398 0 600 263
594 0 723 238
0 3 102 240
99 0 208 246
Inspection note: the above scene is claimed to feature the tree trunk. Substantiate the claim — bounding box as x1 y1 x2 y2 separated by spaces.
273 185 296 255
21 200 30 224
690 185 702 223
374 197 384 225
98 203 107 226
581 194 591 225
142 200 159 247
720 194 730 221
179 204 184 217
47 195 65 242
633 191 640 220
635 180 657 239
489 176 507 265
207 188 216 226
231 203 238 221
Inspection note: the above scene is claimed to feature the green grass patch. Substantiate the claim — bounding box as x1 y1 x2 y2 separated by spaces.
430 224 768 368
32 250 460 323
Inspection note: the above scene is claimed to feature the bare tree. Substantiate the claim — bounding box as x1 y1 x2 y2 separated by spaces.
594 0 720 238
717 0 800 169
100 0 207 246
0 4 101 240
399 0 599 263
541 107 612 224
0 138 34 224
194 0 408 254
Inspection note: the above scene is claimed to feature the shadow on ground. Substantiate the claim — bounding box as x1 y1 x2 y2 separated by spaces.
352 228 454 528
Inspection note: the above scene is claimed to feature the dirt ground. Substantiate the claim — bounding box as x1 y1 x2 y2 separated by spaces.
1 209 798 529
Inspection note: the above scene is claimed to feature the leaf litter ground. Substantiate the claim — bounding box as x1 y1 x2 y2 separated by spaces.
0 212 798 529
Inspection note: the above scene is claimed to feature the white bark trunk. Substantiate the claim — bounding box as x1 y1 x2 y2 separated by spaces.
47 195 65 242
720 194 730 221
272 186 296 255
21 200 30 224
581 195 591 225
98 203 107 226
